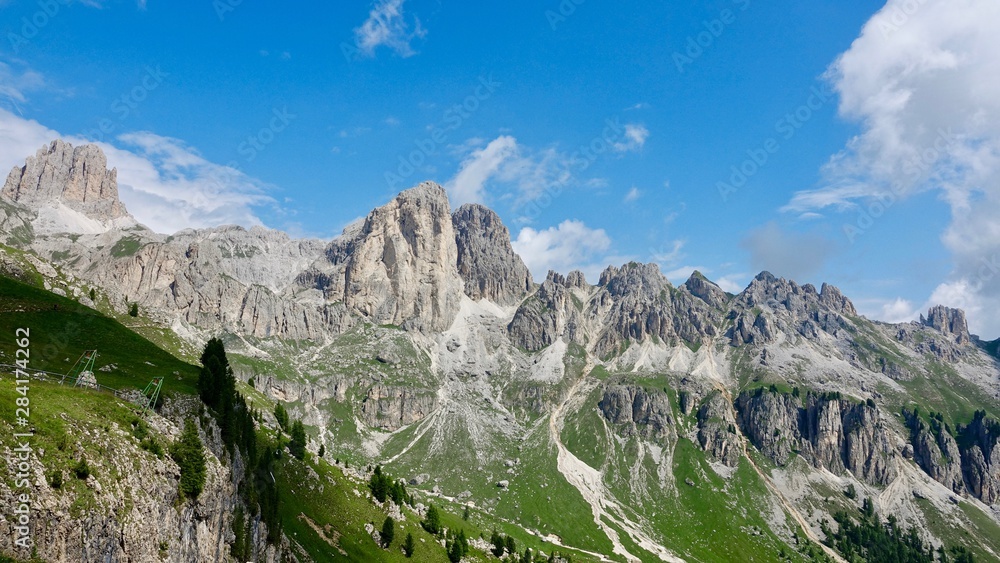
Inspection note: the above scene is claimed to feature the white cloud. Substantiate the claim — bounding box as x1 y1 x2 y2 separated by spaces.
784 0 1000 338
612 124 649 152
444 135 519 206
511 220 612 281
0 108 273 234
624 186 641 202
0 61 46 110
353 0 427 58
715 274 747 294
663 265 707 283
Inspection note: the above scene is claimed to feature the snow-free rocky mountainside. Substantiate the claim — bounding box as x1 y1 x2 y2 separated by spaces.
3 140 1000 562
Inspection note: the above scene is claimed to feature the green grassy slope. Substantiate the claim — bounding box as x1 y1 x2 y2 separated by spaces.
0 275 200 396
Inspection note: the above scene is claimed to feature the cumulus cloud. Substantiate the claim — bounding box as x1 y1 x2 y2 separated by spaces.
511 220 612 281
353 0 427 58
0 108 273 234
740 222 836 282
786 0 1000 337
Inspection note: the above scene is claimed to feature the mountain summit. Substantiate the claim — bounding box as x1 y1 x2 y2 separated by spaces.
2 140 133 234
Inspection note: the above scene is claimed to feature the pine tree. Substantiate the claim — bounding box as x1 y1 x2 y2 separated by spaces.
403 532 415 558
422 504 441 535
381 516 395 548
447 538 463 563
171 419 207 499
318 443 325 458
289 420 306 459
273 403 289 431
128 302 139 317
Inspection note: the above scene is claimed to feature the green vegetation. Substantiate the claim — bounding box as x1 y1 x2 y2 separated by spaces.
381 516 395 548
170 419 207 499
109 236 144 257
0 275 201 395
822 498 974 562
289 419 307 459
274 402 289 431
128 302 138 317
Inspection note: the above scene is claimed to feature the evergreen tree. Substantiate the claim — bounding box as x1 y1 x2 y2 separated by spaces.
273 403 289 431
170 419 207 499
381 516 395 548
403 532 415 558
128 302 139 317
505 535 517 556
318 443 325 458
491 530 505 557
422 504 441 535
289 420 307 459
447 538 463 563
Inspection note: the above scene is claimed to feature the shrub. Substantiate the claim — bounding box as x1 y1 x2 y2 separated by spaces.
73 457 90 479
49 470 63 489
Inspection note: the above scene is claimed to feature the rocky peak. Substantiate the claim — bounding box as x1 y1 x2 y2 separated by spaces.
598 262 670 297
2 140 128 222
565 270 589 289
819 283 857 316
684 270 729 309
452 203 532 305
323 181 463 332
922 305 971 345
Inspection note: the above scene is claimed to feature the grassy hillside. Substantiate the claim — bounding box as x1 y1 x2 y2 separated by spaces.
0 275 200 396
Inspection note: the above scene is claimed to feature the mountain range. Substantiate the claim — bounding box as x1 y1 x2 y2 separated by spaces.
1 139 999 562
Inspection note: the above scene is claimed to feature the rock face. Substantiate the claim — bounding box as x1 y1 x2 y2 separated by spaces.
729 272 854 345
591 263 722 358
735 390 897 485
923 305 971 345
453 203 533 305
959 412 1000 505
905 412 965 493
507 271 581 351
696 392 742 467
598 385 675 441
360 384 438 431
312 182 463 332
2 140 128 222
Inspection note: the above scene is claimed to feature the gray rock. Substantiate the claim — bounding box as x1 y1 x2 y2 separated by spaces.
2 140 128 223
453 203 533 305
696 392 742 467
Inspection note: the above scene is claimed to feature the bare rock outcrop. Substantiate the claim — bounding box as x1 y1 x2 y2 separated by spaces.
452 203 533 305
598 385 675 441
360 384 437 431
735 389 897 485
591 262 721 358
2 140 128 223
696 392 742 467
314 182 463 332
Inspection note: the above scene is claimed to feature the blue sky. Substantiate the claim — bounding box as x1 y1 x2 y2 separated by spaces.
2 0 1000 338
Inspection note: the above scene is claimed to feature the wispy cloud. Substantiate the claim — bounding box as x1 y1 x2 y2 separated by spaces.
353 0 427 58
445 135 518 206
613 123 649 152
624 186 641 202
0 108 274 234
